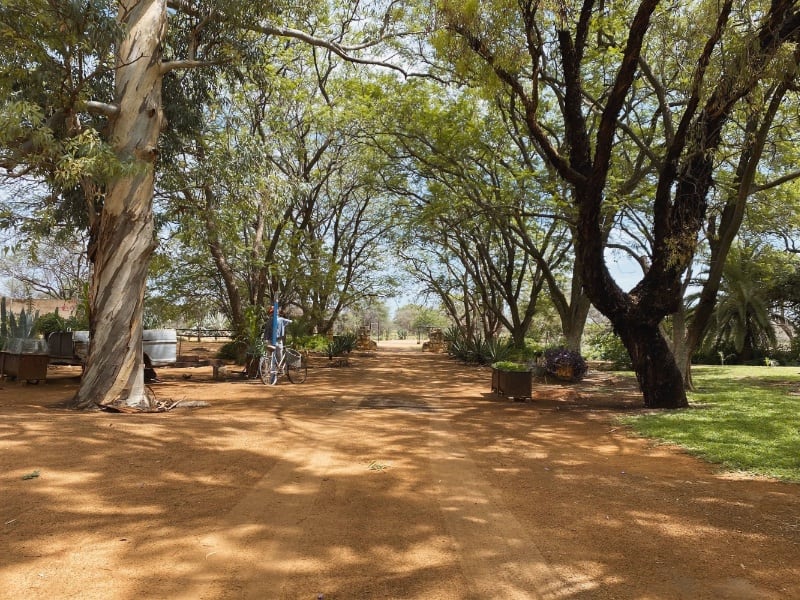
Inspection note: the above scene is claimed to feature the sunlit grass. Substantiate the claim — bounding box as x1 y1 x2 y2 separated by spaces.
620 365 800 482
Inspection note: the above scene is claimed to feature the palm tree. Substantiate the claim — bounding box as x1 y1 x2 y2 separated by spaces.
704 244 777 362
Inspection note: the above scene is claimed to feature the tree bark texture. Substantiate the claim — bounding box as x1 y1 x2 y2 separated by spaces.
617 320 688 408
72 0 164 409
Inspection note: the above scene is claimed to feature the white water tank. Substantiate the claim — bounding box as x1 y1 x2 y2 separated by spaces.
142 329 178 366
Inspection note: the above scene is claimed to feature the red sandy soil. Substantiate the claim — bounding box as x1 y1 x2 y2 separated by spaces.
1 340 798 599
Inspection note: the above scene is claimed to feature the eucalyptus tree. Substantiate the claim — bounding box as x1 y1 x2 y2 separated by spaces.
436 0 800 408
1 0 417 410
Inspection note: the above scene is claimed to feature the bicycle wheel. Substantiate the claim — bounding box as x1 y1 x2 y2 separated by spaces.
258 353 271 385
287 361 307 384
268 351 280 385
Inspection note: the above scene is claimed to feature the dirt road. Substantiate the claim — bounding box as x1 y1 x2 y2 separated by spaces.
1 341 798 599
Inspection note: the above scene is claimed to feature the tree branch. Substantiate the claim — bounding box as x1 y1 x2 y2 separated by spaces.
84 101 119 118
160 58 228 74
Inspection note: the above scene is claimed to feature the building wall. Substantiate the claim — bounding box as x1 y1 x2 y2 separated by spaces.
3 297 78 319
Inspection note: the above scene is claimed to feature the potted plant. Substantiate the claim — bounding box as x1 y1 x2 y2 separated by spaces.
0 303 48 383
491 361 533 400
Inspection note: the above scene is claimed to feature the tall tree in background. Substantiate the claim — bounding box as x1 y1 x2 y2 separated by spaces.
437 0 800 407
371 82 576 347
157 55 399 339
1 0 415 409
704 243 779 361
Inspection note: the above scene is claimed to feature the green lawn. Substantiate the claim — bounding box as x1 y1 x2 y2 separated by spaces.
620 365 800 482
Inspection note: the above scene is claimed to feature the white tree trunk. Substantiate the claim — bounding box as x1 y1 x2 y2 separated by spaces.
73 0 165 409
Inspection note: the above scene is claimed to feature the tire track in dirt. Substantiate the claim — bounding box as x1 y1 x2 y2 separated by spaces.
188 432 338 599
427 412 567 599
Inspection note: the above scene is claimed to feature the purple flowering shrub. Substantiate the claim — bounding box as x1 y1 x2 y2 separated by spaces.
543 346 588 382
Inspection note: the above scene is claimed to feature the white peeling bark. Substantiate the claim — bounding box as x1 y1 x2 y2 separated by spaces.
73 0 165 409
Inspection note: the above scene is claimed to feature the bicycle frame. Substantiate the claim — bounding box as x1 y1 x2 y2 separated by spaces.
257 345 307 385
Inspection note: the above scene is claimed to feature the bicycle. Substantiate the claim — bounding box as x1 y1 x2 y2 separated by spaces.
257 344 307 385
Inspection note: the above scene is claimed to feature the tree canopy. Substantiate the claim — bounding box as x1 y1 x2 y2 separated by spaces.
2 0 799 410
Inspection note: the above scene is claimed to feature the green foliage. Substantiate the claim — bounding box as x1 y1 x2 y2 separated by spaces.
36 311 66 338
505 339 544 363
484 336 514 364
294 334 332 353
445 327 513 365
585 328 631 369
236 305 267 358
391 303 450 337
216 341 239 361
622 366 800 481
328 333 357 358
491 361 529 372
64 288 90 331
703 244 779 362
445 328 482 363
766 258 800 331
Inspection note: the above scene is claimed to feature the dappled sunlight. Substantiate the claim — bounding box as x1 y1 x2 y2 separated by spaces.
2 347 799 599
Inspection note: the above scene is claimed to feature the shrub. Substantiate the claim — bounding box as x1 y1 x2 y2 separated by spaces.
506 339 544 363
216 341 241 361
491 361 530 372
328 333 357 357
295 334 332 353
585 329 631 369
543 346 588 382
443 327 515 365
485 337 514 364
36 312 67 338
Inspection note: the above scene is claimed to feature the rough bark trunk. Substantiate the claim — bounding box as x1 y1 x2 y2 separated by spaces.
671 305 695 389
72 0 165 410
680 77 794 383
618 320 689 408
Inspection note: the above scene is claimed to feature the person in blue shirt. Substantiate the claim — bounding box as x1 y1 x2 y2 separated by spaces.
263 306 292 364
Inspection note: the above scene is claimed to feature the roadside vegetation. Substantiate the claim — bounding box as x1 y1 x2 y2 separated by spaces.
621 366 800 482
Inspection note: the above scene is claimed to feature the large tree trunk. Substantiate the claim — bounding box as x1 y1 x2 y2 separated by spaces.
618 319 688 408
578 242 689 408
72 0 165 410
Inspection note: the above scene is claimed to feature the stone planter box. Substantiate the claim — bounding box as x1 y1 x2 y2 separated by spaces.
491 367 532 400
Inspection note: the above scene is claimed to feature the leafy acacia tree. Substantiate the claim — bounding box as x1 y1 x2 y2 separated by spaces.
372 82 578 347
1 0 416 409
157 53 399 341
437 0 800 408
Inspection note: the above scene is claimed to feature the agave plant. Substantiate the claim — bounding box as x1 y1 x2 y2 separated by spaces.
327 333 357 358
484 337 514 364
0 300 40 341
